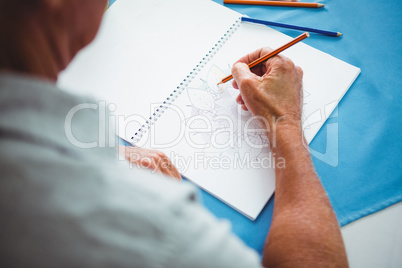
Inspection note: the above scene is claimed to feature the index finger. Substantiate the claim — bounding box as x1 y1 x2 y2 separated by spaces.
233 47 274 77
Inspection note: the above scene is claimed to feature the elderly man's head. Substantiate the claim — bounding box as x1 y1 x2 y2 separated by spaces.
0 0 108 80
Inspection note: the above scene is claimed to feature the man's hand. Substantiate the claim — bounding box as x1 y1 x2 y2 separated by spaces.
231 47 304 140
119 146 182 181
231 49 348 268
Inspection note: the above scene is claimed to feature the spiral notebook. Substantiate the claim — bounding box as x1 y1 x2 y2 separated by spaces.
59 0 360 220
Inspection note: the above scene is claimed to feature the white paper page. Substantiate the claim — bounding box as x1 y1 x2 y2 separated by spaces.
138 21 360 220
58 0 240 140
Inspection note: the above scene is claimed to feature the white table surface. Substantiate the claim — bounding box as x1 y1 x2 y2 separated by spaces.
341 201 402 267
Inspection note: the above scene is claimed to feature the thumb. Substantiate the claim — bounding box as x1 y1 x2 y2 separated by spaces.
232 63 258 92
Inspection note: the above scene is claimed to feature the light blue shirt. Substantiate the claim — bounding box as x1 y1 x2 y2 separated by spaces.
0 73 261 267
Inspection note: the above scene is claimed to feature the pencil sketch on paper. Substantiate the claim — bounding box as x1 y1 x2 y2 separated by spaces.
184 64 270 160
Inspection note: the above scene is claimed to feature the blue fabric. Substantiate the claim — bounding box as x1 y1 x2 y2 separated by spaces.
118 0 402 256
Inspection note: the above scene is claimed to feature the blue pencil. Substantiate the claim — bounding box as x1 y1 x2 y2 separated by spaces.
241 17 342 37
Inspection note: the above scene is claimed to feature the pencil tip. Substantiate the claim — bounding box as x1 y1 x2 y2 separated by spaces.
217 82 222 85
337 32 343 36
318 4 325 7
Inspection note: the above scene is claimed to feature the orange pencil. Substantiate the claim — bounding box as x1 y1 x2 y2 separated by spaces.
223 0 324 8
217 32 309 85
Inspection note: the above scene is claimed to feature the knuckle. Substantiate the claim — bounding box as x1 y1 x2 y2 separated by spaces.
140 158 151 168
151 154 160 162
239 77 254 89
150 151 168 163
155 151 167 160
274 56 295 72
161 160 170 168
282 57 295 70
296 66 303 75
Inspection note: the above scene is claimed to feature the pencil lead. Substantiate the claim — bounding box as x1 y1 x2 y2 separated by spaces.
317 4 325 7
337 32 343 37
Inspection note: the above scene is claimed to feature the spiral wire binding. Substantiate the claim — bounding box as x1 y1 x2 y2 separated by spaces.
131 18 242 143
